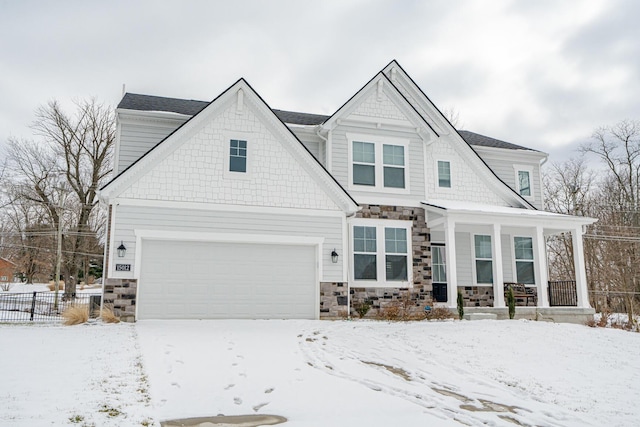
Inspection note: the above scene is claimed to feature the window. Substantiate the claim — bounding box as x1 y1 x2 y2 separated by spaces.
514 237 535 284
354 226 377 279
229 139 247 173
432 245 446 283
0 276 7 282
352 220 411 286
353 141 375 186
383 145 405 188
385 228 407 281
348 134 409 192
518 170 531 196
437 160 451 188
474 235 493 284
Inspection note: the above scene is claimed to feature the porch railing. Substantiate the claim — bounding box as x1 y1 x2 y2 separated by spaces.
548 281 577 306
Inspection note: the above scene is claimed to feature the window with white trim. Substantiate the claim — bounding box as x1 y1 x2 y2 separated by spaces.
514 236 535 284
352 220 411 286
474 235 493 284
514 165 534 199
348 134 409 193
437 160 451 188
229 139 247 173
432 245 446 283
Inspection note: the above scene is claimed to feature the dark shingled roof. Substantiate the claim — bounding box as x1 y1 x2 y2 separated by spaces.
118 93 329 126
457 130 537 152
118 93 535 151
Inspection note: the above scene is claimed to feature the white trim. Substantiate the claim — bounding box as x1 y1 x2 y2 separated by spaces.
346 132 411 195
349 217 413 288
514 164 535 201
112 198 346 217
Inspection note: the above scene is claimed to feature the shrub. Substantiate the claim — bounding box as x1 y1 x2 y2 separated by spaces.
62 305 89 325
457 291 464 320
47 280 65 291
353 301 371 318
507 286 516 319
0 282 12 291
100 306 120 324
425 306 455 321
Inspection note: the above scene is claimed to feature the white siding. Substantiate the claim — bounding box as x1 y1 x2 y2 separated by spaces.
112 205 345 282
117 119 186 174
455 231 472 285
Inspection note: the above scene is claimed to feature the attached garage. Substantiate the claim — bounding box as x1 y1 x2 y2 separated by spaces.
137 239 318 320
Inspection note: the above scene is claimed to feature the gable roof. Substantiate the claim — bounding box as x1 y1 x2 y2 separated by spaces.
103 80 359 213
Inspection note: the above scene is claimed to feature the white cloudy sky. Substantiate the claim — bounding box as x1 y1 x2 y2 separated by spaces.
0 0 638 163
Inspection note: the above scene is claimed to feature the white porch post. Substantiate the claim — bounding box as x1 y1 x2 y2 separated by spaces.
492 223 505 307
534 226 550 307
444 219 458 308
572 226 591 308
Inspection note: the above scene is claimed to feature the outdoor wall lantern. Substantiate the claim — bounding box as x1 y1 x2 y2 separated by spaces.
117 241 127 258
331 249 339 263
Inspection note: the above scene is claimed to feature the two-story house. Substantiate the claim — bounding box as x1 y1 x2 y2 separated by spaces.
98 61 595 322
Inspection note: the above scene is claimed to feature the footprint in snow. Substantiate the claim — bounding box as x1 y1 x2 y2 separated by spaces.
225 384 235 390
264 387 274 394
234 397 242 405
253 402 269 412
171 382 180 388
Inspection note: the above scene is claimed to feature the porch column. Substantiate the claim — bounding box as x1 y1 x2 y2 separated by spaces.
572 226 591 308
534 225 550 307
492 223 505 307
444 219 458 308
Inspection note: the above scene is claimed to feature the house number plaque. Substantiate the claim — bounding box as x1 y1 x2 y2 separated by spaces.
115 264 131 272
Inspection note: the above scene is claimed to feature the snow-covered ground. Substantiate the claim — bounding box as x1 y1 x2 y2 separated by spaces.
1 319 639 426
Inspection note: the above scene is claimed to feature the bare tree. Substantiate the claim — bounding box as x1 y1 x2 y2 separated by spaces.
4 99 114 295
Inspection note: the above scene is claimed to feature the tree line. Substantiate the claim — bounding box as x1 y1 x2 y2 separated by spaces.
0 99 114 296
545 119 640 321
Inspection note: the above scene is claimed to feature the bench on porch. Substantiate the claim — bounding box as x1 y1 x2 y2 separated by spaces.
504 283 537 306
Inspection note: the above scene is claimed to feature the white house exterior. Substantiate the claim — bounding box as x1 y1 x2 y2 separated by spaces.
99 61 596 322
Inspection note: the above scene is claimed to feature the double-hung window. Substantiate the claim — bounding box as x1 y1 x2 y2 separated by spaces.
352 142 376 186
383 145 405 188
514 237 535 284
352 220 411 286
229 139 247 173
437 160 451 188
474 235 493 284
349 135 409 192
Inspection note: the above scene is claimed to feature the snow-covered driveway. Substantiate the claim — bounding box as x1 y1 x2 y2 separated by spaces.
137 320 640 427
1 319 639 426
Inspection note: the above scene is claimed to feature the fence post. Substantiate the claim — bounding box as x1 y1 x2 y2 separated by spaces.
30 292 37 321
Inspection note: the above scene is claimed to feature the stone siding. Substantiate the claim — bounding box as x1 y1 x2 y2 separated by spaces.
320 282 348 319
103 278 137 322
350 287 430 318
459 286 494 307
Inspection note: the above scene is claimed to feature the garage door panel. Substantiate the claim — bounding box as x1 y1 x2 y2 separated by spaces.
138 240 316 319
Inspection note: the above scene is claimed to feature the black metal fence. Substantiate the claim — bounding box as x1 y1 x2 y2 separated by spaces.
548 280 577 306
0 292 101 322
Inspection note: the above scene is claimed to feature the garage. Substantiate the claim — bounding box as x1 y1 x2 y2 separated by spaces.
137 239 317 320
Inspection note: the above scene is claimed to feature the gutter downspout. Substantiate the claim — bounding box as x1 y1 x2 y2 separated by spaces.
539 155 548 208
316 126 332 170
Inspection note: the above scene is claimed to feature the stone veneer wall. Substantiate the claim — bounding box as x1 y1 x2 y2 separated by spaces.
320 282 348 319
103 278 137 322
459 286 494 307
349 205 432 318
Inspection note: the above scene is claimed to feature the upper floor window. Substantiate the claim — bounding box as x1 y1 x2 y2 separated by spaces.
437 160 451 188
229 139 247 173
514 165 534 199
348 134 409 193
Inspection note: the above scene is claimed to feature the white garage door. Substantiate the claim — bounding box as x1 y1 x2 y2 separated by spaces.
138 240 317 320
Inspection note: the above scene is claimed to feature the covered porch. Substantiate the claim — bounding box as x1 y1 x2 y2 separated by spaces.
423 200 597 322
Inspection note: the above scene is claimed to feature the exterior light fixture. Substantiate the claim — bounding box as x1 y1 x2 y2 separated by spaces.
331 249 339 263
117 241 127 258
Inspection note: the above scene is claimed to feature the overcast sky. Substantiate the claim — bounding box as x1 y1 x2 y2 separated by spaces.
1 0 638 164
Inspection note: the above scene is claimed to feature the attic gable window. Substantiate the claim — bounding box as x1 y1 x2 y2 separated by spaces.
229 139 247 173
518 171 531 196
437 160 451 188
